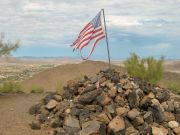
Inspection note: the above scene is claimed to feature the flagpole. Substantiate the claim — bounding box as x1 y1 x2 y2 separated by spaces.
101 9 111 69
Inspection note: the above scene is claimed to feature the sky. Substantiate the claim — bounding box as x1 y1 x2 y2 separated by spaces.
0 0 180 60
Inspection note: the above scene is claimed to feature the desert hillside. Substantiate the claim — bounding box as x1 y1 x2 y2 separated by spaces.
22 61 122 92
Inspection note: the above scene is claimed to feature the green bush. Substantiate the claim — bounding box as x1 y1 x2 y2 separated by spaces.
167 82 180 94
30 86 44 93
124 53 164 84
0 81 23 93
56 81 63 93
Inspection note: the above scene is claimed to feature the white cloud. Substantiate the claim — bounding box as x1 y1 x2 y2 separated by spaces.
107 15 142 27
144 43 172 50
0 0 180 47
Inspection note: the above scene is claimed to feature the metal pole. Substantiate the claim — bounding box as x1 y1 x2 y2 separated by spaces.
101 9 111 69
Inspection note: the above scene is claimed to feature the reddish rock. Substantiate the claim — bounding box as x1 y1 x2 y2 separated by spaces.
132 116 144 126
152 126 168 135
119 79 126 85
164 112 175 122
116 107 128 116
97 92 111 106
108 86 117 98
108 116 125 133
127 109 140 120
96 113 110 124
173 127 180 134
125 126 139 135
45 99 58 110
80 120 105 135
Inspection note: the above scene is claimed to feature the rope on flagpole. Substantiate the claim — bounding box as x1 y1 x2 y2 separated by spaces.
101 9 111 69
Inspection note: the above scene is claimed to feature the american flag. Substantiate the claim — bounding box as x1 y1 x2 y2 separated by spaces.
70 11 105 60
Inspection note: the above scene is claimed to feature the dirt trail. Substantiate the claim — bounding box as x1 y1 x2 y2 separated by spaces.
0 93 49 135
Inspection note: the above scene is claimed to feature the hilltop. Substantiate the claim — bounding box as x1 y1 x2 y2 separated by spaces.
22 61 122 92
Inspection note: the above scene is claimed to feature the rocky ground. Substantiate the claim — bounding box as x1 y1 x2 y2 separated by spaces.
29 69 180 135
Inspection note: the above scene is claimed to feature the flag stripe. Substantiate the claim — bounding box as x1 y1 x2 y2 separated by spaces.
79 23 91 35
71 26 94 47
75 27 104 48
79 31 104 50
71 24 93 47
80 35 106 60
79 25 93 37
76 30 104 50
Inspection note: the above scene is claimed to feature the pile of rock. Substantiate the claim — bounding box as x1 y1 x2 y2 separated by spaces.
29 69 180 135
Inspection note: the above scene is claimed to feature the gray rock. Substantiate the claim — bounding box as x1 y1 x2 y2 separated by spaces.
30 121 41 130
156 90 170 103
124 117 132 128
50 117 62 128
111 73 119 83
90 76 98 83
63 86 77 100
29 104 41 115
64 115 80 128
151 105 164 123
79 109 91 125
80 120 106 135
53 94 62 102
167 101 175 112
56 127 68 135
138 122 151 135
37 113 47 123
43 92 55 104
132 116 144 127
83 84 96 94
128 90 139 108
175 113 180 123
143 111 153 124
79 89 102 104
104 103 115 114
64 126 80 135
71 107 81 116
140 96 152 110
56 100 70 114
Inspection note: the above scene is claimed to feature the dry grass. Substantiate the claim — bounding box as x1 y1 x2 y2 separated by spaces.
158 71 180 94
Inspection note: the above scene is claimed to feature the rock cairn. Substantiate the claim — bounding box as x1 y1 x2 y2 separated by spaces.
29 69 180 135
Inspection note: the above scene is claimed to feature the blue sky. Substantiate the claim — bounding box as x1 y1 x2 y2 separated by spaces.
0 0 180 60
